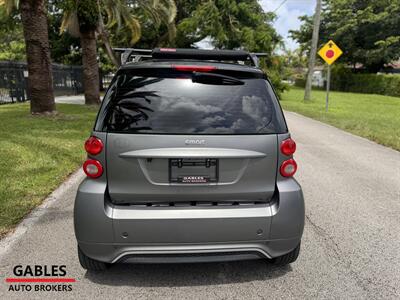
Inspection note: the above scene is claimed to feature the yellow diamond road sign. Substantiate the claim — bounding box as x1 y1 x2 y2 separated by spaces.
318 40 343 65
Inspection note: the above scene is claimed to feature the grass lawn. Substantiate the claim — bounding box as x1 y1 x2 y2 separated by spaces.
0 103 98 237
280 87 400 151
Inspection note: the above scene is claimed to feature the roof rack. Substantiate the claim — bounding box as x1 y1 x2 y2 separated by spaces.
113 48 268 67
113 48 152 65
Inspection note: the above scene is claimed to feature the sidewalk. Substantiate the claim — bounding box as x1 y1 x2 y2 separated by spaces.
55 95 103 105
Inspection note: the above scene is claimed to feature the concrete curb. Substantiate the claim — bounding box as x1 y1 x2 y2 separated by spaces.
0 169 85 259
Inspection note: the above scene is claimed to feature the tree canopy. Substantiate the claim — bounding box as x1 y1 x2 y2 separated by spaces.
1 0 282 61
290 0 400 72
175 0 281 52
0 0 287 92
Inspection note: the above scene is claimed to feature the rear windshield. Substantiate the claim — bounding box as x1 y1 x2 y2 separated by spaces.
96 69 287 134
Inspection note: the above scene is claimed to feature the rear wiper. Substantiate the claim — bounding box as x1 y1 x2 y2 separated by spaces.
192 72 244 85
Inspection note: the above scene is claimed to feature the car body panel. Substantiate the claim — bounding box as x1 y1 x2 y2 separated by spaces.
75 174 304 262
106 134 278 203
74 57 304 264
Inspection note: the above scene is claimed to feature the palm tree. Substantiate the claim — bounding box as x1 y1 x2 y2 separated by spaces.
60 0 101 105
2 0 56 114
60 0 176 105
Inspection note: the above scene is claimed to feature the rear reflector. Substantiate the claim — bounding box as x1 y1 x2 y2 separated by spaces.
85 136 103 155
172 65 216 72
83 159 103 178
280 138 296 156
280 159 297 177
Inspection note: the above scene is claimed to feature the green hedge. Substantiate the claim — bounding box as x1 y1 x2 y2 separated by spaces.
294 78 325 91
294 78 306 88
295 68 400 97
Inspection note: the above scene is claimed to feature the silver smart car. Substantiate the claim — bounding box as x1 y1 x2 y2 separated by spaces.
75 48 304 271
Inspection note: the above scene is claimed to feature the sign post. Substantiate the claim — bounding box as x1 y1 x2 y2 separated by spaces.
318 40 343 112
326 65 331 112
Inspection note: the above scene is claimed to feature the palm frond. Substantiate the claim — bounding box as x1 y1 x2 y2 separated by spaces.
60 9 80 38
100 0 176 45
127 16 141 44
160 0 177 23
2 0 19 14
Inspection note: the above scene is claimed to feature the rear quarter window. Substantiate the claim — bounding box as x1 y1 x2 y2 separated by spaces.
95 69 287 135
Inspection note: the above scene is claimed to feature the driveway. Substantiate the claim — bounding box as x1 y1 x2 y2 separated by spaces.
1 111 399 299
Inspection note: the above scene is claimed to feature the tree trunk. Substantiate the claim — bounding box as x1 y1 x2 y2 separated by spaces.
80 29 100 105
20 0 55 114
101 36 120 68
98 15 120 68
304 0 322 101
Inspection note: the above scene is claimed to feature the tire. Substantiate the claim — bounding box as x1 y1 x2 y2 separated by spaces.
78 247 109 271
270 243 301 266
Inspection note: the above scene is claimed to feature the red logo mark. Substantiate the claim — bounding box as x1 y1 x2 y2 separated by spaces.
326 49 335 58
6 278 76 283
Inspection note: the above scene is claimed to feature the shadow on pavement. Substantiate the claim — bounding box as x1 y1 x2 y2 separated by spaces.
85 260 292 287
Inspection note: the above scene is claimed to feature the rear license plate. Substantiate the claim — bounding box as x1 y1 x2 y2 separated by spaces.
169 158 218 183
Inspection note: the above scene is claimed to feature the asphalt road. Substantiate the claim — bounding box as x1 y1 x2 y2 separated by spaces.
1 111 399 299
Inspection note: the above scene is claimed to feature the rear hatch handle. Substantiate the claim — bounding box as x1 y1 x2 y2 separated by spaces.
119 148 266 159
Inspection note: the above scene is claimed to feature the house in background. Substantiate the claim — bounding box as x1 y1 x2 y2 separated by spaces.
381 60 400 74
312 66 325 87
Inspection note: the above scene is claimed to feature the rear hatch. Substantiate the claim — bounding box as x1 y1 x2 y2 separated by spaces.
96 64 287 205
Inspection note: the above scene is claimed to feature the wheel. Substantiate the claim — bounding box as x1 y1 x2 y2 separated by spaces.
270 243 301 266
78 247 109 271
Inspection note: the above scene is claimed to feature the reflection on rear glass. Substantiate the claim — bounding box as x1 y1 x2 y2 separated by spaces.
103 73 278 134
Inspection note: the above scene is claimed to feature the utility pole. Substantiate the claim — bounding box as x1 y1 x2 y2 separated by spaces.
304 0 322 101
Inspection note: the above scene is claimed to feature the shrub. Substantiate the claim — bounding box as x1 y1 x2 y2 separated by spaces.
294 77 324 91
294 77 306 88
332 71 400 97
294 66 400 97
266 68 289 98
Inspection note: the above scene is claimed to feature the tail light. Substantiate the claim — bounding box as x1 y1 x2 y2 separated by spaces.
280 138 296 156
159 48 177 52
83 159 103 178
280 159 297 177
280 138 297 177
85 136 103 155
172 65 216 72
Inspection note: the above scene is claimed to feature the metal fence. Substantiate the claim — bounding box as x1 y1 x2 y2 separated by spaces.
0 62 27 104
0 61 84 104
53 64 84 96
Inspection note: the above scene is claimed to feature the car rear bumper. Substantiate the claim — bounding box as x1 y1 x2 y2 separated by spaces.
78 238 301 264
74 178 304 263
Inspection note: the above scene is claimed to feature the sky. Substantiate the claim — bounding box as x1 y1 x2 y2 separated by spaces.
260 0 316 50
